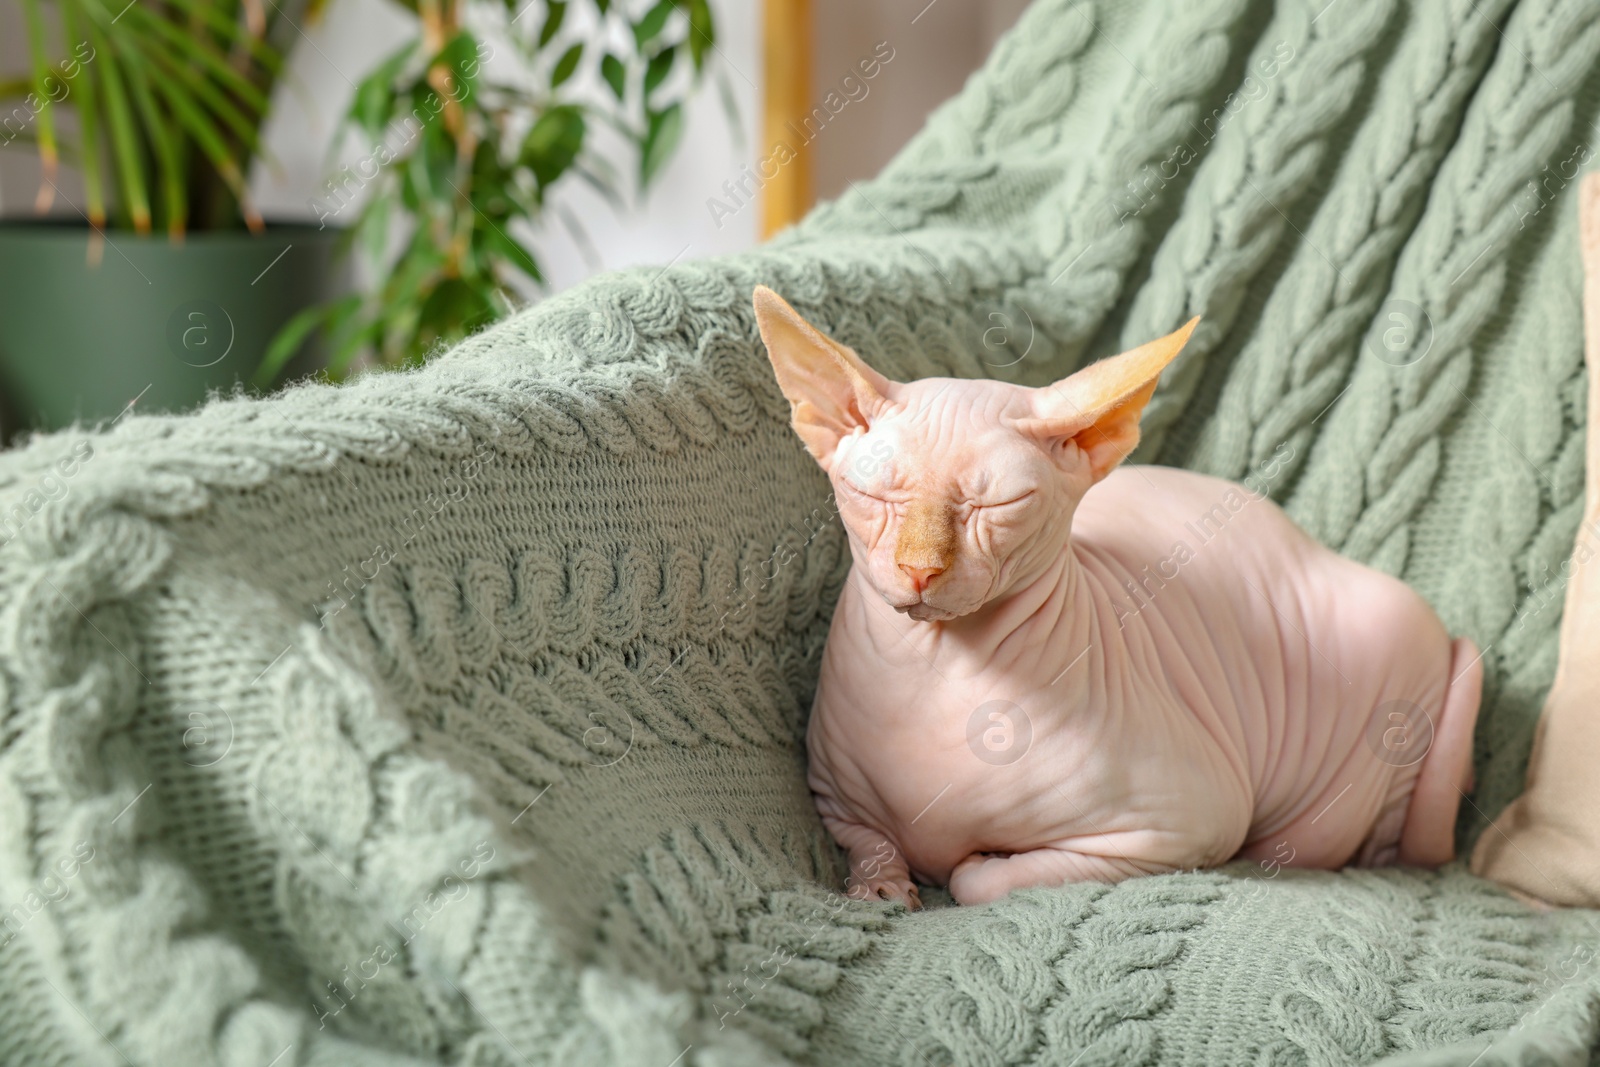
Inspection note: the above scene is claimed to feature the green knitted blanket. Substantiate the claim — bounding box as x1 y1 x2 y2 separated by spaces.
6 0 1600 1063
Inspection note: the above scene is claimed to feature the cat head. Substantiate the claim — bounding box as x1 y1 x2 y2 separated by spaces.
753 286 1196 622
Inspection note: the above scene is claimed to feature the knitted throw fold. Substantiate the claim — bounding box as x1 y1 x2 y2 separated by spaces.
3 1 1600 1064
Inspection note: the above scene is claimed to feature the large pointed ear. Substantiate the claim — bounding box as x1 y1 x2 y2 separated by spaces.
753 285 895 468
1017 317 1199 482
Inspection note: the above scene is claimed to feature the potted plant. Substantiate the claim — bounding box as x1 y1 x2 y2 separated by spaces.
0 0 342 433
0 0 721 433
259 0 723 380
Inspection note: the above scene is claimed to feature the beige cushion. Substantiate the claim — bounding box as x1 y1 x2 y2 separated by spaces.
1471 171 1600 906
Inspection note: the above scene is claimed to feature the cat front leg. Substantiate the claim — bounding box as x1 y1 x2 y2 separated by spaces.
949 847 1168 905
849 844 920 910
822 814 921 910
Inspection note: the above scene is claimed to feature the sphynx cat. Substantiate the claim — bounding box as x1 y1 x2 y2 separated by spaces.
752 286 1482 909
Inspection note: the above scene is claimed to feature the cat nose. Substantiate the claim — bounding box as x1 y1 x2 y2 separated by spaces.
900 564 944 592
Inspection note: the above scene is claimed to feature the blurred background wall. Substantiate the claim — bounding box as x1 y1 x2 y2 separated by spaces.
0 0 1027 293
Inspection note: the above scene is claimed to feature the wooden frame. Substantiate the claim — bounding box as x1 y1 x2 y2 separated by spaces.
761 0 813 239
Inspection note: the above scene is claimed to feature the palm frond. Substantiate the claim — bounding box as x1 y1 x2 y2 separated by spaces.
116 38 187 236
60 2 105 226
127 3 270 111
87 19 152 233
19 0 60 212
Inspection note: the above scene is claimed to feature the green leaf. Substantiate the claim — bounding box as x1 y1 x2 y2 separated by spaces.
352 41 416 138
384 229 450 318
353 82 394 142
59 3 104 226
143 44 262 155
644 47 674 97
594 0 610 14
539 1 567 47
639 102 683 188
418 118 457 201
19 0 58 193
125 4 269 113
117 45 187 234
551 42 583 88
469 137 504 188
160 0 283 71
325 296 380 375
131 42 260 231
520 105 585 188
399 161 423 213
89 24 150 233
417 277 495 350
358 193 391 266
633 0 675 51
600 53 626 99
434 32 482 104
257 299 346 387
684 0 714 71
481 222 542 283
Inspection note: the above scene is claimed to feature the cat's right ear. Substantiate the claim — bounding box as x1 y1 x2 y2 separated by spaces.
753 286 894 469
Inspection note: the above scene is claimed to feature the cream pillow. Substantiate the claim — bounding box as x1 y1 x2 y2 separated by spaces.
1471 171 1600 906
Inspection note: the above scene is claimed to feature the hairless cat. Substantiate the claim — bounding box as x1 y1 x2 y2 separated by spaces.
753 286 1482 909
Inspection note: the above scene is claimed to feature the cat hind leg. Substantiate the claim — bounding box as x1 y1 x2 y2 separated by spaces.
949 847 1167 905
1396 637 1483 867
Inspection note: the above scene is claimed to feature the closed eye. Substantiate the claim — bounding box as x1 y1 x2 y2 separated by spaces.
972 491 1035 509
838 483 911 506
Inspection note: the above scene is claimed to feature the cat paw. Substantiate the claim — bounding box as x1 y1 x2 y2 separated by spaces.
949 852 1005 905
847 874 922 910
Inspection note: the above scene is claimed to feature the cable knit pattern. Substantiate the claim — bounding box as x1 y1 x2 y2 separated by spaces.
1130 0 1398 456
1286 0 1600 572
1012 0 1255 364
1181 0 1517 484
3 1 1600 1064
889 0 1096 168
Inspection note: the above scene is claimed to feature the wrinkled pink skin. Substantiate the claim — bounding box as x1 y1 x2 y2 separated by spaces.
803 377 1482 909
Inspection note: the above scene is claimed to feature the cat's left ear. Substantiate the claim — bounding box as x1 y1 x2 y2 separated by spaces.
754 286 895 468
1018 317 1199 482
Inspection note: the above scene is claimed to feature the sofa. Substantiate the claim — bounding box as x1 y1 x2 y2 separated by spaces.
3 0 1600 1063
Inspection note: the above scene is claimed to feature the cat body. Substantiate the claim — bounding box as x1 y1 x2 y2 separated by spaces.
809 463 1480 906
753 287 1481 908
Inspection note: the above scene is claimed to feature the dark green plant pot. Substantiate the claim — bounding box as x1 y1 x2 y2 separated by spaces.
0 221 345 436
